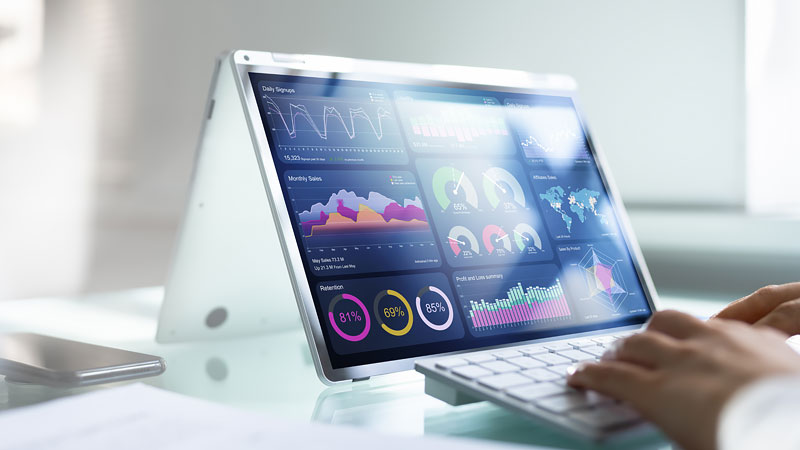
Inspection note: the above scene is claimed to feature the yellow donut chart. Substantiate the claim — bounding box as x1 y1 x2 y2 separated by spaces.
374 289 414 336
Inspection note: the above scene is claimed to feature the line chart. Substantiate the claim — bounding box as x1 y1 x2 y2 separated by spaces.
519 128 583 154
259 82 407 165
264 96 393 141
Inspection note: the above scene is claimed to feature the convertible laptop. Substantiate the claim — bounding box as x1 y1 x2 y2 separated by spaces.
169 50 659 441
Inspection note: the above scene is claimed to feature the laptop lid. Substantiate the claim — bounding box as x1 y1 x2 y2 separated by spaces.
231 51 658 383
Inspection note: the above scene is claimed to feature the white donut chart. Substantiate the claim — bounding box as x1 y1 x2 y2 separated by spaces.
415 285 454 331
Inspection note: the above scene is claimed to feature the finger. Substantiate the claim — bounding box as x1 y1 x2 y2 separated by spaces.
607 331 681 368
567 361 655 410
752 298 800 336
646 310 709 339
713 283 800 323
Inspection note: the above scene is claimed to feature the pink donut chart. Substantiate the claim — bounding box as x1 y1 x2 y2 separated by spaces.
327 293 371 342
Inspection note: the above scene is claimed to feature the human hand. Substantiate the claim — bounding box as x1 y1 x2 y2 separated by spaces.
567 310 800 450
712 282 800 335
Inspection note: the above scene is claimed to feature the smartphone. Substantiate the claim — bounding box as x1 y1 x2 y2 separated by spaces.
0 333 166 387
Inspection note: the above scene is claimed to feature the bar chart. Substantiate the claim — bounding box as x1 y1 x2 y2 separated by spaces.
465 279 571 330
453 265 573 337
394 91 517 154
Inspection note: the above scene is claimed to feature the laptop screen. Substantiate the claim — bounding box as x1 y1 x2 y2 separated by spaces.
248 72 652 369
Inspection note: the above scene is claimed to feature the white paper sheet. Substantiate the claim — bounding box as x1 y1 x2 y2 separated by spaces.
0 384 535 450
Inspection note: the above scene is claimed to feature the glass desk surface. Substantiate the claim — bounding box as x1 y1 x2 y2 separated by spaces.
0 287 729 449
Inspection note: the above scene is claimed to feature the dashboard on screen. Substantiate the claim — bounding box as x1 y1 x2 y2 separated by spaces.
248 72 652 369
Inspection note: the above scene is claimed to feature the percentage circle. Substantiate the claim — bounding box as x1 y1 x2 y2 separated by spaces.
416 285 454 331
328 294 370 342
373 290 413 336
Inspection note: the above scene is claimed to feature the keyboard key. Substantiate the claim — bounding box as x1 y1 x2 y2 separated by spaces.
536 391 612 414
532 353 571 366
506 382 566 402
492 349 523 359
435 358 468 370
505 356 547 369
545 364 573 377
452 365 493 380
536 393 589 414
558 350 596 362
567 339 595 348
569 404 641 429
521 368 562 382
480 360 520 374
478 373 532 391
543 342 573 352
520 345 549 355
464 353 496 364
591 335 618 344
581 346 606 357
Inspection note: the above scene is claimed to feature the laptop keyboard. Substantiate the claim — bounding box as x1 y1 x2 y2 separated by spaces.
416 332 646 439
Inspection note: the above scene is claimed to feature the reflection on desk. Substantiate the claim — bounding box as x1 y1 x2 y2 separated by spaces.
0 287 727 449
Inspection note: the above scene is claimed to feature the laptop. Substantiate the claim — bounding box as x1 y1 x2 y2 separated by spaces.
180 50 659 440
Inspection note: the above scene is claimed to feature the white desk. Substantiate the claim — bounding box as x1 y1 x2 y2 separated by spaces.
0 288 728 449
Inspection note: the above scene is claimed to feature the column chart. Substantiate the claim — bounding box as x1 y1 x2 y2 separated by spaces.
453 265 573 337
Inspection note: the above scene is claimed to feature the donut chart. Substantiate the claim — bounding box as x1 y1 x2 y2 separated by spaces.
416 285 454 331
318 273 465 354
373 289 414 336
327 294 371 342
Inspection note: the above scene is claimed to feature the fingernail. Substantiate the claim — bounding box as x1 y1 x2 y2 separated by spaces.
566 364 580 377
567 362 590 377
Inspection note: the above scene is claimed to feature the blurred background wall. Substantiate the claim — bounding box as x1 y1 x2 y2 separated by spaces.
1 0 797 301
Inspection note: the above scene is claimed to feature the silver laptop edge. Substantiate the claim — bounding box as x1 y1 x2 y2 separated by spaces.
225 50 658 384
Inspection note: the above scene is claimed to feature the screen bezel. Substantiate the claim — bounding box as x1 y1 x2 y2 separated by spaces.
229 50 659 383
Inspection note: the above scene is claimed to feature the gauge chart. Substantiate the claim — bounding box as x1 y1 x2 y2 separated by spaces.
432 166 479 212
447 225 480 258
318 273 464 355
482 167 526 210
417 159 551 267
512 223 544 255
482 224 513 256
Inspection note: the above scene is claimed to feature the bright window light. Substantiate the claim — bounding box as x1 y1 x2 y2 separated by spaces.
746 0 800 214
